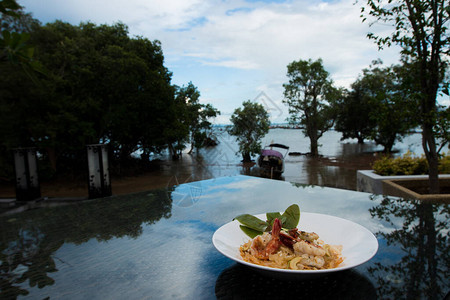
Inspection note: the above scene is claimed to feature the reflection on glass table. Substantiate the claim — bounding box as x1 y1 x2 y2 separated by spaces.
0 175 448 299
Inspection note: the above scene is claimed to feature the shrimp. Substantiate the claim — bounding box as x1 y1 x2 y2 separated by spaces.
301 254 325 268
250 218 282 260
290 254 326 269
289 228 319 242
293 239 326 257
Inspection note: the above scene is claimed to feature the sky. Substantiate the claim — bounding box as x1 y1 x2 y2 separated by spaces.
19 0 416 124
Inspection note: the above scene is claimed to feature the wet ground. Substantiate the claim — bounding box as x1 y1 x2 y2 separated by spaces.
0 129 423 198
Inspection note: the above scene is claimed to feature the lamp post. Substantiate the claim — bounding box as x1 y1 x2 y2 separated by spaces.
87 144 111 199
13 147 41 202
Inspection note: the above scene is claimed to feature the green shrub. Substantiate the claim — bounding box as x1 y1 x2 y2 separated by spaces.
373 151 450 176
438 154 450 174
373 151 427 175
372 156 396 175
416 156 430 175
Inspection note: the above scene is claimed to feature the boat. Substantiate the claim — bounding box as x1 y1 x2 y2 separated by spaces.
257 143 289 177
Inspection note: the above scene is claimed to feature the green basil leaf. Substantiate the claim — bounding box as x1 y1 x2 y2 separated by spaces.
281 204 300 229
266 212 282 225
266 212 288 229
280 215 287 226
239 225 263 238
234 214 269 232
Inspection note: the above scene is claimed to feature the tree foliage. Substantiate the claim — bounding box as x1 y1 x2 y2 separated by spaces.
0 188 173 298
0 1 44 81
29 21 175 174
283 58 342 157
435 105 450 153
368 198 448 298
336 60 417 152
361 0 449 192
335 85 374 144
165 82 220 159
0 13 219 180
228 100 270 162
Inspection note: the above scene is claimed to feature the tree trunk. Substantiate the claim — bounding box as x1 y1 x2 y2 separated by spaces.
422 125 440 194
384 136 396 154
423 203 438 296
168 143 179 160
188 142 194 155
310 136 319 157
187 132 194 154
140 150 150 167
420 63 440 194
242 152 251 162
46 147 57 172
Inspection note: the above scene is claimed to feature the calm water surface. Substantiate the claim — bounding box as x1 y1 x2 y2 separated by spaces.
158 128 424 191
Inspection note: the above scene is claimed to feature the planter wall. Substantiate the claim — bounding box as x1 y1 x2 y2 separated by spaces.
357 170 450 201
383 178 450 203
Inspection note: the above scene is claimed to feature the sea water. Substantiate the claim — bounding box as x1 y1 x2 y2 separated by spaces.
176 128 425 190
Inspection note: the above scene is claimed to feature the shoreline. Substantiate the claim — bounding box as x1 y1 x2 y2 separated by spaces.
2 128 418 200
0 151 378 199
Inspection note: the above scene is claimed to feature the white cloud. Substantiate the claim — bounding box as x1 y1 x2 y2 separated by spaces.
20 0 403 123
155 0 402 105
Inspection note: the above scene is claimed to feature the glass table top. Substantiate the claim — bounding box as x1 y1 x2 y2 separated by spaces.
0 175 448 299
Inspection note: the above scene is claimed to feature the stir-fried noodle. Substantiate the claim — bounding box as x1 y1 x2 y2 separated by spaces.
239 227 343 270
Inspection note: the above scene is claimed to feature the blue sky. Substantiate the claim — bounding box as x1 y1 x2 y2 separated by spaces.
19 0 434 124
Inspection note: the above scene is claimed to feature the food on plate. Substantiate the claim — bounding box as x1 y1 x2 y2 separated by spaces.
234 205 343 270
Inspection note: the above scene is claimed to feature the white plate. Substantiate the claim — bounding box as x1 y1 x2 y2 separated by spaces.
212 212 378 279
